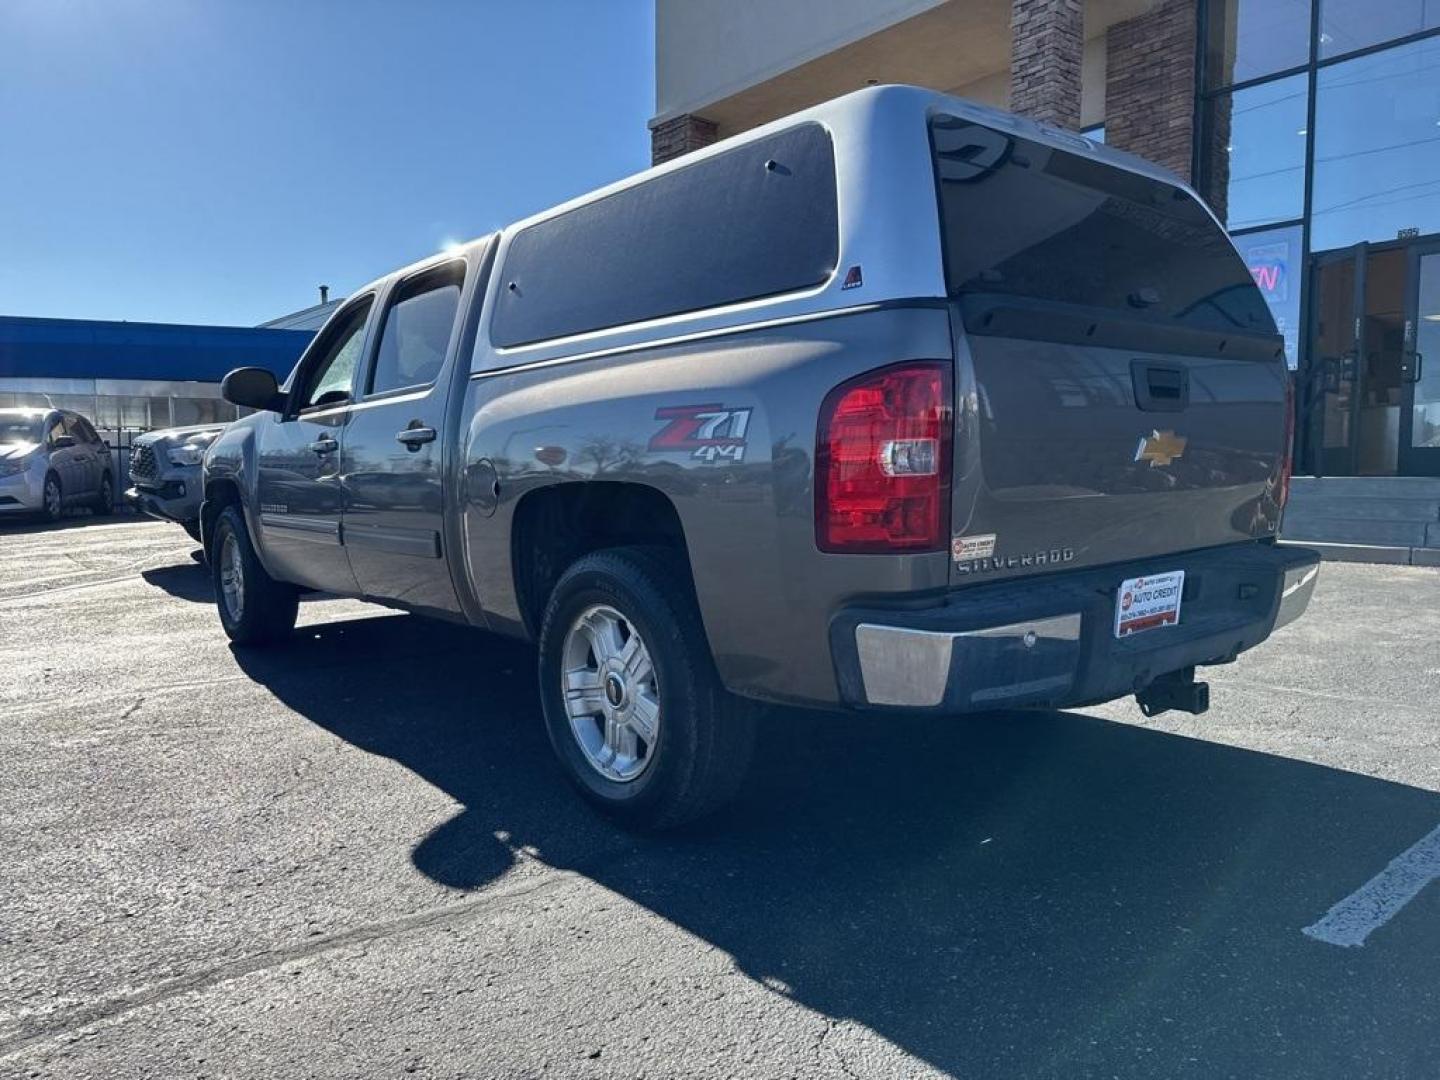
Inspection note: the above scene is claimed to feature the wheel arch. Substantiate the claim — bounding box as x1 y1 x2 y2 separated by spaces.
510 480 693 640
200 476 271 574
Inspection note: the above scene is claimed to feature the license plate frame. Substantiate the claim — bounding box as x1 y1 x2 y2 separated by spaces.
1114 570 1185 639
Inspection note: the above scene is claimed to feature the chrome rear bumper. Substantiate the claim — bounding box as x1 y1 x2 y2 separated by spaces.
832 543 1321 713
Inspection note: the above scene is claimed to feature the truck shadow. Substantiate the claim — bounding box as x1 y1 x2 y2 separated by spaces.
141 561 211 602
232 611 1440 1078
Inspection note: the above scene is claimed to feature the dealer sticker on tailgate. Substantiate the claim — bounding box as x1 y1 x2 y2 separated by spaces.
1114 570 1185 638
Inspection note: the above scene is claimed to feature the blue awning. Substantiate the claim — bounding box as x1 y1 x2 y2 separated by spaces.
0 315 314 382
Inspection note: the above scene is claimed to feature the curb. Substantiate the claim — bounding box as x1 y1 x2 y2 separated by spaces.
1279 539 1440 567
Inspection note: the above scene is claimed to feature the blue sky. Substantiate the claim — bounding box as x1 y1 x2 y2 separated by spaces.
0 0 654 327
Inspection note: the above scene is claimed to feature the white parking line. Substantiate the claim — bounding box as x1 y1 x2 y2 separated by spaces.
1304 822 1440 948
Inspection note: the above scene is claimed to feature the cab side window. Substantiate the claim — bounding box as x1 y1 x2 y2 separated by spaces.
45 418 66 447
296 299 373 412
367 263 464 396
71 416 102 445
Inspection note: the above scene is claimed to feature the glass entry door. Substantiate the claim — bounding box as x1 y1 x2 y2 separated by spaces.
1309 245 1365 476
1307 241 1414 475
1400 245 1440 476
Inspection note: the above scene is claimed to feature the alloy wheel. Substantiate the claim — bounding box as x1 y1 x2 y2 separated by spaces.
218 532 245 623
560 604 661 783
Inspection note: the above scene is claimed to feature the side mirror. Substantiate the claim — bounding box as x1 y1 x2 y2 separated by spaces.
51 434 76 449
221 367 285 412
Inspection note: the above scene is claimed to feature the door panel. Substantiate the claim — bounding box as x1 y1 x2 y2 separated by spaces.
340 261 466 614
1400 246 1440 475
72 416 108 495
44 416 78 499
255 411 355 592
63 415 101 495
254 298 372 594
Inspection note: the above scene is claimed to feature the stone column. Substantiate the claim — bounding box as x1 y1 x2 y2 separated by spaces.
1010 0 1084 130
650 114 719 166
1105 0 1201 182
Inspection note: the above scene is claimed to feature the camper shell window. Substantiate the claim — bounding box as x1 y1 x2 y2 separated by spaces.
929 115 1274 336
491 123 839 348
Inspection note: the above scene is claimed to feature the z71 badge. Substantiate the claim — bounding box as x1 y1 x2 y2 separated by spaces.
650 404 753 463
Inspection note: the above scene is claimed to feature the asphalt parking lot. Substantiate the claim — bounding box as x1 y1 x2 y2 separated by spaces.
2 515 1439 1079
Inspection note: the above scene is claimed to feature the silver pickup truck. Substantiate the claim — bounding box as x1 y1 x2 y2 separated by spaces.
203 86 1319 829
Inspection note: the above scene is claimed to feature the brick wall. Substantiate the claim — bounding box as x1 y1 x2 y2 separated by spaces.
1010 0 1083 129
1105 0 1199 182
650 114 718 166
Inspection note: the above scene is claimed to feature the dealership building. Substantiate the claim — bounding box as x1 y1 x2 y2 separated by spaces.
651 0 1440 490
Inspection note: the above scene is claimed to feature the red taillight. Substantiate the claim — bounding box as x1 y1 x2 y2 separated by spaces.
816 362 952 553
1278 376 1295 509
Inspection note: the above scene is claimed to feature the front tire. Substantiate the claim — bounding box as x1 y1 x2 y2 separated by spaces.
92 473 114 516
537 546 756 830
41 473 63 523
211 504 299 646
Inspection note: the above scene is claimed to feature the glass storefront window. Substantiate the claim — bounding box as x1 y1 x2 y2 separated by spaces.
1311 35 1440 251
1205 0 1312 88
1203 74 1309 230
1319 0 1440 59
1234 223 1305 368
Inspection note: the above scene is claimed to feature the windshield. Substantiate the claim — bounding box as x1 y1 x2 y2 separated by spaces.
0 417 43 446
930 116 1275 335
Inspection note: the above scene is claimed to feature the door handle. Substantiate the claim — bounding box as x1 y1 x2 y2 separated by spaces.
1402 351 1424 384
396 426 437 450
306 436 339 455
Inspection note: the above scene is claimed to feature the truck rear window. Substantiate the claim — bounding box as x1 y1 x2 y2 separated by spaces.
929 115 1273 334
491 123 838 349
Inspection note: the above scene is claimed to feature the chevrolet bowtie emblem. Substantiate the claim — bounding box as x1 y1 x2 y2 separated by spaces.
1134 429 1187 467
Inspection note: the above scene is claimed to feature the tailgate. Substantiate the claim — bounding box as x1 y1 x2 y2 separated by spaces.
948 307 1288 584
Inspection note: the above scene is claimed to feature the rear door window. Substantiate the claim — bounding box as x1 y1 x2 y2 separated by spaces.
367 262 464 396
929 116 1273 335
491 122 838 348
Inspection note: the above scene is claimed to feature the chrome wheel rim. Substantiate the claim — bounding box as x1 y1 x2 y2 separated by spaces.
44 479 60 518
218 533 245 623
561 604 660 783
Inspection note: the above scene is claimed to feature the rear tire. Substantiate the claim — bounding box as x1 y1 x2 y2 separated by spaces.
211 504 299 646
537 546 757 831
92 473 114 516
41 472 63 523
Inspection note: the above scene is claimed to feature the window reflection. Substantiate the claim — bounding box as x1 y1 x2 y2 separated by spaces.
1203 74 1309 230
1206 0 1312 88
1412 253 1440 449
1319 0 1440 59
1311 35 1440 251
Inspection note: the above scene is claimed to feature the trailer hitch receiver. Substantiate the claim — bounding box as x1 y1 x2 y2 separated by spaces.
1136 666 1210 718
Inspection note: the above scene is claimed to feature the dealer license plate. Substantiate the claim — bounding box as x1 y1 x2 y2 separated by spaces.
1114 570 1184 639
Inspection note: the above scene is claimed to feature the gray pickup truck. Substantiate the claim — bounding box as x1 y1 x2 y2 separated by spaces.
203 86 1319 829
127 423 228 540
